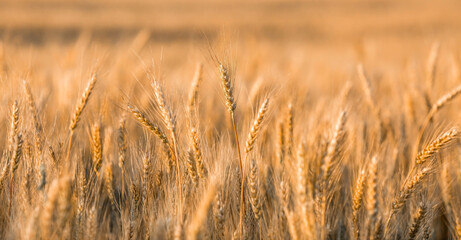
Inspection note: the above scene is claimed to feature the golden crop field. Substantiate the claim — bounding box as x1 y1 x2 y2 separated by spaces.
1 0 461 239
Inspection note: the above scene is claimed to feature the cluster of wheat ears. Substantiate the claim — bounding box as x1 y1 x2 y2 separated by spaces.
1 36 461 240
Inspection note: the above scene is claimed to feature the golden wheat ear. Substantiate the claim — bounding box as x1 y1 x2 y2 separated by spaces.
244 97 270 155
351 168 366 240
70 74 97 132
6 100 20 160
117 117 127 195
90 123 102 176
23 80 44 157
191 128 205 179
408 202 428 240
416 127 459 165
248 159 261 220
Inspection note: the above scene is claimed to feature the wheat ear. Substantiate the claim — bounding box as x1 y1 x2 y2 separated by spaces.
77 170 87 239
69 74 96 131
191 128 205 179
8 100 19 156
244 97 270 154
214 193 225 239
104 165 116 211
91 123 103 176
320 110 347 183
8 133 23 215
286 103 294 157
416 127 458 164
296 142 314 238
186 148 198 185
351 168 366 240
118 118 127 195
1 101 19 193
416 87 461 151
248 159 261 220
277 121 285 164
366 156 379 238
142 156 151 208
86 206 97 239
408 202 427 240
129 183 141 240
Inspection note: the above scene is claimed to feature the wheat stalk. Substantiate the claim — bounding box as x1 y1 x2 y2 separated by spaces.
218 63 245 238
128 105 174 169
151 79 183 219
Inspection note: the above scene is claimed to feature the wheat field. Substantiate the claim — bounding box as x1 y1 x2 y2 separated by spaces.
1 0 461 239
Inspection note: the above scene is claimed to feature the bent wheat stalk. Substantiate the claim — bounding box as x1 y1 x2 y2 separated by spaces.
66 74 97 167
151 79 183 221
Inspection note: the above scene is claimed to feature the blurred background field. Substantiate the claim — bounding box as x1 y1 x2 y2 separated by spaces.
0 0 459 46
1 0 461 76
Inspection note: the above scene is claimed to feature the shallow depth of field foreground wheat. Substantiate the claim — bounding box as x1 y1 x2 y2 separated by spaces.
2 0 461 239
